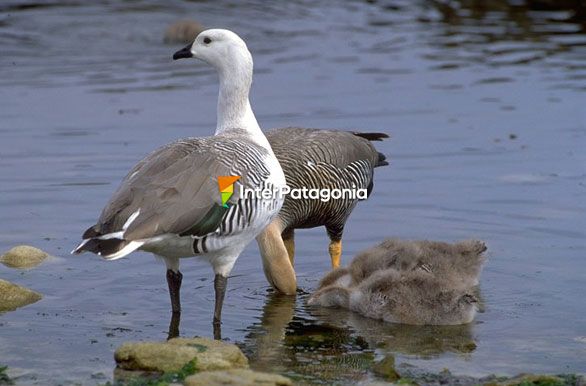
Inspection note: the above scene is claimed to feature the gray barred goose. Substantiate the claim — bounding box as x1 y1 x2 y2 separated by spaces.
72 29 286 336
256 128 388 294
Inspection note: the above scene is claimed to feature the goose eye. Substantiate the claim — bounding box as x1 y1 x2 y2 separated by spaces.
203 37 212 44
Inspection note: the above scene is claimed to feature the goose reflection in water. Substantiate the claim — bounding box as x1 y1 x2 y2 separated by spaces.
240 290 479 383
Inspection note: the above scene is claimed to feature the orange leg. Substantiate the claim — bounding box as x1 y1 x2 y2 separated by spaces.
328 239 342 268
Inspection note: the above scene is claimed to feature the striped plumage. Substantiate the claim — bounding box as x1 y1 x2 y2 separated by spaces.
77 133 280 261
72 29 286 338
256 127 388 294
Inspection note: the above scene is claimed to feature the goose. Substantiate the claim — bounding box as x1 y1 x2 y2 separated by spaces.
256 128 388 294
318 239 487 291
72 29 286 336
308 268 478 325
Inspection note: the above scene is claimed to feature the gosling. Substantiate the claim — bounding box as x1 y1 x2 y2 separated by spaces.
308 268 478 325
318 239 487 290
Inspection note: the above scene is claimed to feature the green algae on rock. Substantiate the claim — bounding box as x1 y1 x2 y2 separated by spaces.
0 279 42 312
184 369 292 386
372 355 401 382
114 337 248 373
0 364 14 385
484 373 582 386
113 358 199 386
1 245 48 269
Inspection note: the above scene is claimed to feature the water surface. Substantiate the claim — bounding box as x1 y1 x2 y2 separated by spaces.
0 1 585 384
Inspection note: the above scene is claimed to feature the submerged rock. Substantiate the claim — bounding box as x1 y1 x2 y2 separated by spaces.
372 355 400 382
487 373 575 386
164 20 204 44
184 369 292 386
0 279 42 312
114 337 248 373
1 245 48 269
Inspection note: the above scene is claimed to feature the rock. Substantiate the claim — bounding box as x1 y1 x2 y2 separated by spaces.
114 337 248 373
184 369 292 386
372 355 400 382
164 20 204 44
1 245 48 269
486 373 570 386
0 279 42 312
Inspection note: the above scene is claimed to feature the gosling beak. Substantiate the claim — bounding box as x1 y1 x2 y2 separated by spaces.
173 44 193 60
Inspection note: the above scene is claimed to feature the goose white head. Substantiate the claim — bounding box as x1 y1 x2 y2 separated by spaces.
173 29 261 138
173 29 252 76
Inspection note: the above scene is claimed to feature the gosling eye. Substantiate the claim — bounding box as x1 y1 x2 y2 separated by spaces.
203 37 212 44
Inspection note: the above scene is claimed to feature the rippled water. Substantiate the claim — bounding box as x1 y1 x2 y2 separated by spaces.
1 1 585 384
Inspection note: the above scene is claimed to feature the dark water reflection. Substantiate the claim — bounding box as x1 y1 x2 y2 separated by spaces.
240 291 478 384
0 0 585 385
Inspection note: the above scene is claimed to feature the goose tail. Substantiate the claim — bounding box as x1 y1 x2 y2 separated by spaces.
352 132 389 141
352 131 390 167
72 235 143 260
375 151 388 167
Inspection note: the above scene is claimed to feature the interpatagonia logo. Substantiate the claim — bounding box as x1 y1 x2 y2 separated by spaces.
217 176 241 208
218 175 367 206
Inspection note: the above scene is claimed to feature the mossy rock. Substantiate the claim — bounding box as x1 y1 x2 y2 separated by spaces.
184 369 292 386
0 364 14 385
0 279 42 312
114 337 248 373
485 373 575 386
373 355 401 382
1 245 48 269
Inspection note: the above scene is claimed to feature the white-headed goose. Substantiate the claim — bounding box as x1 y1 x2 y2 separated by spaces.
73 29 286 337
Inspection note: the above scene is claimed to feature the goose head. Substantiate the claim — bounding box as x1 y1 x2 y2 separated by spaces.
173 29 253 77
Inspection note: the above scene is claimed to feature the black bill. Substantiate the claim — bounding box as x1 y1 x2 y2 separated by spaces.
173 44 193 60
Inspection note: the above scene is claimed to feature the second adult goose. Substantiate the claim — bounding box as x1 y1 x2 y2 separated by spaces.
72 29 286 336
256 128 388 294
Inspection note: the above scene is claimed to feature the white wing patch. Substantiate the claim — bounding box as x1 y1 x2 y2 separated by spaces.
123 209 141 231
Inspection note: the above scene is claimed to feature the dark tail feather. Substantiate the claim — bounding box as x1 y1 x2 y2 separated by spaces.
376 152 389 167
352 132 389 167
82 226 100 239
73 238 129 257
352 132 390 141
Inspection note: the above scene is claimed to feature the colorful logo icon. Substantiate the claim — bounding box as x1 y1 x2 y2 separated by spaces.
217 176 241 208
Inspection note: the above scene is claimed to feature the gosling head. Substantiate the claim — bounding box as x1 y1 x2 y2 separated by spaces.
455 293 479 324
308 286 350 308
173 29 252 76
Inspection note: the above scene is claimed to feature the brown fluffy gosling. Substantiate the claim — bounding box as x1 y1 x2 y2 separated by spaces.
308 268 478 325
317 239 487 291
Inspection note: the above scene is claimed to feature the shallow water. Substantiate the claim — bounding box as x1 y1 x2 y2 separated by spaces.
0 0 585 384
